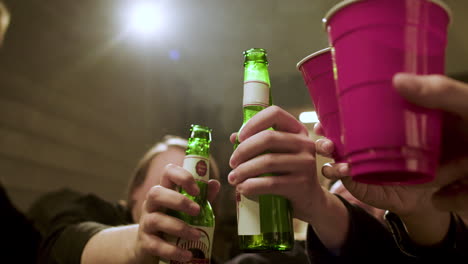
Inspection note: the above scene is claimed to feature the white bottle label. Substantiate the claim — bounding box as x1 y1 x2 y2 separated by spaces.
183 155 209 182
243 81 269 107
237 191 261 235
159 225 214 264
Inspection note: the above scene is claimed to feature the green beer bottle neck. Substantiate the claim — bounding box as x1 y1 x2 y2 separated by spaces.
237 49 272 144
186 137 210 158
182 125 211 203
243 61 271 87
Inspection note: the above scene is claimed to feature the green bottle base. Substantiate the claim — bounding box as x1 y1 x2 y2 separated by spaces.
238 232 294 252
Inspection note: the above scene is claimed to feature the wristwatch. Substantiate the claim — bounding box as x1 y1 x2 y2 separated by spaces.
384 210 419 257
384 210 456 258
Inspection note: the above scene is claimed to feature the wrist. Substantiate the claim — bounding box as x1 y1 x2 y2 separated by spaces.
307 188 350 250
303 187 327 225
130 225 155 264
385 211 455 258
398 209 451 246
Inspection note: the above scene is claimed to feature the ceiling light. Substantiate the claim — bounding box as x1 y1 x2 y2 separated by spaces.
127 1 161 36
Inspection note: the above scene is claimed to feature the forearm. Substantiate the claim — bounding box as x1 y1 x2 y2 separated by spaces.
399 208 451 246
81 224 152 264
308 187 350 250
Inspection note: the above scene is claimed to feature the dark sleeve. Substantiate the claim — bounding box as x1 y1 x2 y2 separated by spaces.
41 221 110 264
1 184 41 263
306 195 404 264
225 240 309 264
28 189 132 264
453 214 468 257
391 213 468 261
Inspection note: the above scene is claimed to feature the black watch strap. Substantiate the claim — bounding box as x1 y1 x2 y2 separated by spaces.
384 210 418 257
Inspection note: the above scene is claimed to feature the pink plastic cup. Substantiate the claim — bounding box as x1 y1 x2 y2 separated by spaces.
323 0 451 185
297 48 344 162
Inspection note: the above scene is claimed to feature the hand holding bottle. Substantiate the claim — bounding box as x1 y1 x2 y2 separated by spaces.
135 164 220 263
229 105 357 249
229 106 326 225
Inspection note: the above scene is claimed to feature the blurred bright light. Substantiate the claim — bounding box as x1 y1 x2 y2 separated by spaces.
127 1 161 36
299 111 319 123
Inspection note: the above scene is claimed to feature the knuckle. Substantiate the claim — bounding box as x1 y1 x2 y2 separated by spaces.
163 163 175 174
302 155 316 166
141 215 151 231
234 144 246 158
262 154 276 168
301 138 316 153
179 197 193 210
147 185 163 201
173 221 186 234
262 130 277 142
180 225 193 238
142 214 160 232
142 239 161 256
179 171 193 184
265 178 280 190
269 105 282 115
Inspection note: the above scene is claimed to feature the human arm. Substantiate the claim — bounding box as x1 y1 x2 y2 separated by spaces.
316 128 451 248
81 164 221 264
315 72 468 254
30 168 219 264
27 189 133 264
228 105 350 250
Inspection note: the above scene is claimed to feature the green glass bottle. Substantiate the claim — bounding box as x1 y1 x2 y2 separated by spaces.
159 124 215 264
235 48 294 252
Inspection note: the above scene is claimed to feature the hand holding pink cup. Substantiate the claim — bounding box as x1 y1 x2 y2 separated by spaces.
323 0 451 185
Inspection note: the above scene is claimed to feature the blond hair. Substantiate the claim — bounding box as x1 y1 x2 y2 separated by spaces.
126 135 219 211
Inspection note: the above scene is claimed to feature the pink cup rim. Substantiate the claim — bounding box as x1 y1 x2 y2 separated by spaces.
322 0 452 30
296 47 332 71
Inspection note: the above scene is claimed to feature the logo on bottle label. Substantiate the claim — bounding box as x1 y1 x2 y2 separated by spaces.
237 191 261 235
183 155 209 182
243 81 269 107
159 226 214 264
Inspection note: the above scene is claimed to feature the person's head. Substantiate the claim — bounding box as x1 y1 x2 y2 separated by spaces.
127 135 220 222
329 179 386 222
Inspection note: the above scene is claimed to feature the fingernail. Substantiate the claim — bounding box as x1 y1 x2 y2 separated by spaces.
321 140 333 153
229 157 237 168
228 171 237 184
338 164 349 176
